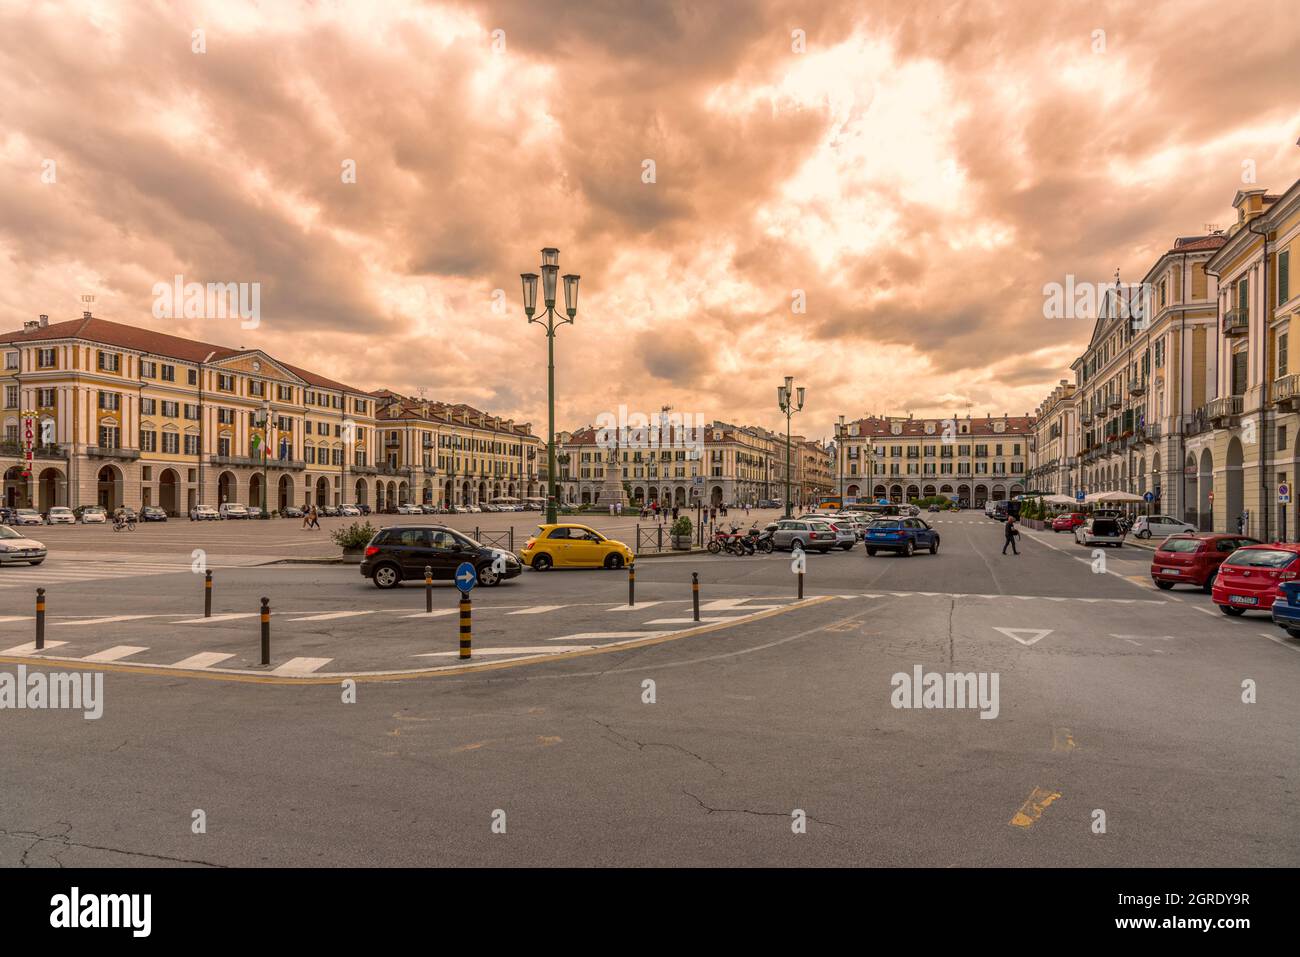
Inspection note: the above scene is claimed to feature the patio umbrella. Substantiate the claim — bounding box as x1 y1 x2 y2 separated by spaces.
1042 494 1078 505
1084 491 1144 503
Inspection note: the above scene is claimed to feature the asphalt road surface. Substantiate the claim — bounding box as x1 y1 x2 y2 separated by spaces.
1 515 1296 866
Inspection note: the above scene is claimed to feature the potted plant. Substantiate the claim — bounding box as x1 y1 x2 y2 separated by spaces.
332 520 377 564
670 516 693 550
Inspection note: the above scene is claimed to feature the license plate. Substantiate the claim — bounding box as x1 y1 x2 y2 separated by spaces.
1229 595 1258 605
1162 568 1180 574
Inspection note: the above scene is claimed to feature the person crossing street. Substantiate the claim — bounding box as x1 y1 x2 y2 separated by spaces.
1002 515 1020 555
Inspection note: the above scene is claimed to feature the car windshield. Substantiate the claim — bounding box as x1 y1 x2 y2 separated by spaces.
869 520 902 529
0 525 23 539
1225 549 1297 568
17 509 37 514
1159 539 1202 553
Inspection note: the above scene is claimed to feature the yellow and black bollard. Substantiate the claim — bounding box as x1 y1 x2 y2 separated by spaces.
425 565 433 614
628 563 635 606
35 587 45 650
459 595 472 659
204 570 213 618
692 572 700 622
260 596 271 666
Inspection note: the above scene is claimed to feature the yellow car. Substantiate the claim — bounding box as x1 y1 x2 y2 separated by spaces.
520 524 635 571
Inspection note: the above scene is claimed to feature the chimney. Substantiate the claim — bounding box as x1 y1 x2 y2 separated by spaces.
39 314 49 328
82 311 91 320
23 320 38 331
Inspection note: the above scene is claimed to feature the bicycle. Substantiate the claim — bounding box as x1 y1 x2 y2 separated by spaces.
112 517 136 532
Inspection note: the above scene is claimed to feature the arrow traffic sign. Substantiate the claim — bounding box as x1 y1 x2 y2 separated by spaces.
993 627 1053 646
455 562 477 594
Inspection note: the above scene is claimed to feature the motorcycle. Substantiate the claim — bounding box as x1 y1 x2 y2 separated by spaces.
707 526 751 555
749 523 776 554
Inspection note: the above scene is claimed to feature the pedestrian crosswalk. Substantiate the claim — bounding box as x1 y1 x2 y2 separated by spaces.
0 561 194 589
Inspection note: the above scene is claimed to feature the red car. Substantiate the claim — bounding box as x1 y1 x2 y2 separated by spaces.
1211 542 1300 615
1150 534 1259 592
1051 512 1086 532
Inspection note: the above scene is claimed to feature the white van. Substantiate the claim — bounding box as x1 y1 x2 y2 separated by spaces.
219 503 249 520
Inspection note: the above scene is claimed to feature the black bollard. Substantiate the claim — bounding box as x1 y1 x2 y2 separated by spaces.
260 597 271 665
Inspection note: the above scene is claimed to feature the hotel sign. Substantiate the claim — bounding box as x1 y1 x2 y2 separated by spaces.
21 410 36 477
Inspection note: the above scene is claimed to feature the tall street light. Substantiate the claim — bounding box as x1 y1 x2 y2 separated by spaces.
836 414 845 507
522 247 580 525
777 376 805 519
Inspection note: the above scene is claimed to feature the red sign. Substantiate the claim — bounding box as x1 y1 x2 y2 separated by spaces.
21 413 35 478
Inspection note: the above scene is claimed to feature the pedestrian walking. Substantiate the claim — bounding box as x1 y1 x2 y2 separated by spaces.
1237 512 1246 534
302 503 311 530
1002 515 1019 555
609 502 615 516
309 505 321 530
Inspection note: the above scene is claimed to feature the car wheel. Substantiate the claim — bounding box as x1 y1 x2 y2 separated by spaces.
902 540 914 557
532 553 553 572
791 538 804 551
1286 628 1300 640
1154 580 1174 590
930 537 940 555
477 563 500 586
604 553 624 570
1137 529 1151 539
371 563 401 589
866 548 877 556
840 542 853 551
28 559 43 566
1219 605 1245 617
1202 570 1217 593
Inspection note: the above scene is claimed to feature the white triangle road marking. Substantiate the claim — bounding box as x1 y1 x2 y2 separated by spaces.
507 605 565 615
548 631 675 642
993 627 1053 646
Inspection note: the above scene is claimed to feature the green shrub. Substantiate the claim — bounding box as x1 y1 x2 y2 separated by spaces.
332 521 377 549
671 516 692 537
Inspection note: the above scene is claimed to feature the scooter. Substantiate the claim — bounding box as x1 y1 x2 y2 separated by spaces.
748 522 775 554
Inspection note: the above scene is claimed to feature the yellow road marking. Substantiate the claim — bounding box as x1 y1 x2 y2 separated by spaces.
1010 787 1061 828
0 597 834 686
1052 727 1076 752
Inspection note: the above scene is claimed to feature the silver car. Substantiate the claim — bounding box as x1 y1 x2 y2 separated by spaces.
0 524 47 565
797 514 856 549
771 519 837 553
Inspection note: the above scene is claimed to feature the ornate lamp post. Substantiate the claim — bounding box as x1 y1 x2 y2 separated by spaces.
836 414 846 507
522 247 580 525
777 376 805 519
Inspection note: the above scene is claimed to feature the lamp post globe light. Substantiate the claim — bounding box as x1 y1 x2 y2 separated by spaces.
777 376 805 519
522 247 580 526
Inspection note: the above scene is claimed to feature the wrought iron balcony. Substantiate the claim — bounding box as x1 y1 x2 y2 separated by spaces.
1272 373 1300 410
0 441 65 459
1107 396 1122 410
1221 310 1247 337
86 446 141 460
1129 380 1146 397
1204 395 1243 425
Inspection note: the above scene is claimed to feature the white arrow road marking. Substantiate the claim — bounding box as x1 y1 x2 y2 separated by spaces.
287 611 375 622
54 615 161 627
271 657 333 675
414 645 596 658
993 627 1053 646
170 652 236 669
548 631 675 642
1 640 67 654
175 613 259 624
507 605 565 615
81 645 149 662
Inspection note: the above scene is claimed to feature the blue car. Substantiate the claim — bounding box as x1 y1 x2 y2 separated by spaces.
864 518 940 557
1270 582 1300 638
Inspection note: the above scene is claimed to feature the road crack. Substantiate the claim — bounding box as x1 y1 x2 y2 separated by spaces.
589 718 725 775
681 789 842 828
0 824 226 868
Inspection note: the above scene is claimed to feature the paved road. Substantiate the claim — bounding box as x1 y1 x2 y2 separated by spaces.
1 514 1296 866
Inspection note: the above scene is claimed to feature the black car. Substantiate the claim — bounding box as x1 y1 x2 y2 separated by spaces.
360 525 522 589
356 504 372 515
140 506 168 522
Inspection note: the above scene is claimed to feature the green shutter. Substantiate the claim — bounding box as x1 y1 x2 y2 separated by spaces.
1280 250 1290 304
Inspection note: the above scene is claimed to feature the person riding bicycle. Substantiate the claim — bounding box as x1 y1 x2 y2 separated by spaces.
112 506 135 530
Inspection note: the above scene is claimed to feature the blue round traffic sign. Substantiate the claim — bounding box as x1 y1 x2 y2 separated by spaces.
1143 491 1154 502
455 562 477 594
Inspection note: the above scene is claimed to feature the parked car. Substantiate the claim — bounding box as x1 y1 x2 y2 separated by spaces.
244 506 264 519
340 504 361 517
395 503 422 515
361 525 522 588
864 517 941 556
11 508 43 526
190 504 220 521
1212 543 1300 615
0 524 47 565
281 505 304 518
218 503 248 520
797 515 855 550
1075 517 1125 547
927 503 941 513
418 504 438 514
45 506 76 525
356 504 372 516
1131 514 1197 540
320 505 342 517
75 505 108 524
1150 534 1257 592
1051 512 1086 532
140 505 168 522
770 519 837 553
520 524 635 571
1269 581 1300 637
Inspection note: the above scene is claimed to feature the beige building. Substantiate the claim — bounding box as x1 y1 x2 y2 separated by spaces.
1 313 378 513
840 414 1033 506
1027 380 1078 495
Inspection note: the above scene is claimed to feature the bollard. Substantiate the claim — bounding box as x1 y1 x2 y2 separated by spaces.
692 572 700 622
628 563 635 606
657 524 663 551
459 595 472 660
35 587 45 650
260 597 270 666
425 565 433 613
204 569 213 618
798 568 804 600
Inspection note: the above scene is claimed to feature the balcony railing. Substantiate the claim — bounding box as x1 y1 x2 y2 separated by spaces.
375 464 413 477
1204 395 1243 424
1222 310 1248 337
0 441 66 459
1080 413 1093 425
1272 373 1300 408
1129 380 1146 397
1107 396 1122 410
87 446 141 460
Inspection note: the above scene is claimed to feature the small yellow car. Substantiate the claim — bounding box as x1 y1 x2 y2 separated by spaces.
520 524 635 571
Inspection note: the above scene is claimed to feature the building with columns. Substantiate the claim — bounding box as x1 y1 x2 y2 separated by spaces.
1027 381 1078 496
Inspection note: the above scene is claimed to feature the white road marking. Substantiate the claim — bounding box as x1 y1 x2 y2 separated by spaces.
506 605 565 615
0 616 33 624
1194 606 1218 616
54 615 161 627
414 645 596 657
175 613 259 624
1 640 68 654
1258 632 1300 653
170 652 237 669
607 601 664 611
401 609 458 618
81 645 149 662
993 627 1053 646
271 657 333 675
286 611 376 622
548 631 675 642
644 616 747 625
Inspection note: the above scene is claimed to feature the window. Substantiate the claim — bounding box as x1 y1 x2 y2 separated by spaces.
141 398 156 415
37 388 56 408
98 391 121 411
184 435 199 455
187 369 197 385
1279 332 1289 379
249 380 264 397
1278 425 1288 453
276 415 292 431
161 400 178 418
162 432 179 454
4 352 17 370
1280 250 1291 305
98 425 120 448
218 373 234 391
38 348 56 368
184 404 200 420
1232 350 1248 396
218 437 231 457
140 430 157 453
141 360 156 378
4 385 17 409
97 351 120 372
278 385 293 402
161 364 175 382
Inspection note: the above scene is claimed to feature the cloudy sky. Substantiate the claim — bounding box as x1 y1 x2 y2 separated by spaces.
2 0 1299 440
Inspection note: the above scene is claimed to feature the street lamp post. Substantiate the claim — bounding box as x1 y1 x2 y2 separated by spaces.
257 400 271 519
837 414 845 507
777 376 805 519
522 247 580 526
